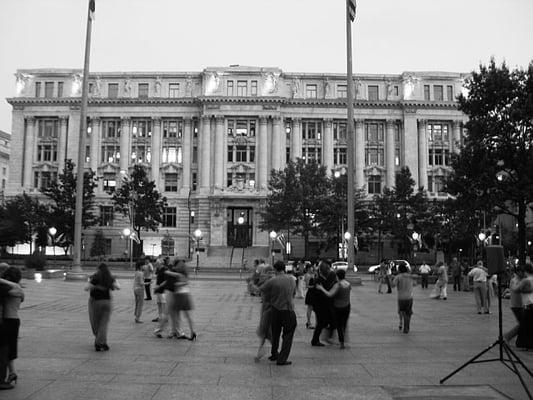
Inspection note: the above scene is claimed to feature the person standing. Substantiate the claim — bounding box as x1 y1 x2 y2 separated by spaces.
303 264 317 329
260 260 297 366
142 257 154 301
418 262 431 289
450 257 462 292
85 263 120 351
468 261 489 314
316 269 351 349
434 261 448 300
152 258 167 322
254 265 275 362
391 263 417 333
133 261 145 323
513 263 533 350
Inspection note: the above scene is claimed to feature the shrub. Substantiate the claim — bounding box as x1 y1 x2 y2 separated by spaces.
24 252 47 271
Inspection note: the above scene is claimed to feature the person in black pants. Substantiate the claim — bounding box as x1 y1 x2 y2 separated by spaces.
311 260 338 346
259 260 297 366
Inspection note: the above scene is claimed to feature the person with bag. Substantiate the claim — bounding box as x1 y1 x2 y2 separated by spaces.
85 263 120 351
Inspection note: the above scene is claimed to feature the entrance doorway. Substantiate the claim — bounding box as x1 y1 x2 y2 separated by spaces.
227 207 253 247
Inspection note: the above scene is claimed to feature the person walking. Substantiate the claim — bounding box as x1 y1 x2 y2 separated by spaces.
133 261 145 323
142 257 154 301
450 257 462 292
391 263 417 333
260 260 297 366
0 266 24 386
316 269 351 349
434 261 448 300
418 262 431 289
85 263 120 351
513 263 533 350
503 268 524 342
468 261 489 314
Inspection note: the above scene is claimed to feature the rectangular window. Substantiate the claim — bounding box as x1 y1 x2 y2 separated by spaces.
193 120 198 138
162 207 177 227
57 82 64 97
162 146 180 163
138 83 149 98
302 121 322 140
447 85 454 101
424 85 430 101
163 120 182 138
35 82 41 97
306 84 317 98
395 148 400 166
368 85 379 101
86 145 91 163
164 173 179 192
227 146 233 162
337 84 347 98
365 148 384 166
236 145 247 162
365 123 384 142
132 119 152 138
249 146 255 162
169 83 180 98
103 173 116 192
192 146 198 164
45 82 54 98
108 83 119 98
334 148 347 164
393 85 399 96
38 119 59 138
237 81 247 96
34 171 56 190
192 172 197 191
131 144 151 164
434 85 443 101
333 121 347 140
37 144 58 162
227 80 234 96
101 145 120 163
251 80 258 96
99 206 114 226
101 119 121 138
368 175 382 194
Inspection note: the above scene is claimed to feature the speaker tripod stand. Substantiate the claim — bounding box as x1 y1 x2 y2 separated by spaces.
440 274 533 400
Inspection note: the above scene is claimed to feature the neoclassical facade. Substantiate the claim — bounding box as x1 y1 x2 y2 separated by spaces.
7 66 467 259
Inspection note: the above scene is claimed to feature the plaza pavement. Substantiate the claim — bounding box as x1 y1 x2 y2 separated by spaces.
2 270 533 400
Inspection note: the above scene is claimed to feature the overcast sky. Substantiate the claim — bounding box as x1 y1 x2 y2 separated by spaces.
0 0 532 132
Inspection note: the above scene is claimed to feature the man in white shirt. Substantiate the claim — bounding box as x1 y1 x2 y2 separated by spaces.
468 261 489 314
418 262 431 289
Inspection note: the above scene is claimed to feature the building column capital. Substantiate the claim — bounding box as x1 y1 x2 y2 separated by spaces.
259 116 268 125
386 119 397 127
215 115 225 124
272 116 282 125
354 118 365 125
452 119 462 128
324 118 333 127
184 117 193 126
152 117 161 126
25 116 36 124
90 116 100 126
201 115 211 123
122 117 131 125
418 119 427 127
292 117 301 125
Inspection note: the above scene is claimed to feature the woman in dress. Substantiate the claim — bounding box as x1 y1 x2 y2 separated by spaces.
303 264 317 329
316 268 351 349
85 263 120 351
513 263 533 350
0 266 24 385
133 260 145 323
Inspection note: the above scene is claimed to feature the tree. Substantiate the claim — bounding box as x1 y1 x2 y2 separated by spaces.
0 193 49 253
90 229 108 261
260 159 330 259
110 165 167 241
446 59 533 265
41 159 98 254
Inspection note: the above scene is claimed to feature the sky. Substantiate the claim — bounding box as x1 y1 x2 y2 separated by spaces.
0 0 532 132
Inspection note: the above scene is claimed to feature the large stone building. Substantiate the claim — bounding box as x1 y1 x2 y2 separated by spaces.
0 129 10 203
6 66 467 261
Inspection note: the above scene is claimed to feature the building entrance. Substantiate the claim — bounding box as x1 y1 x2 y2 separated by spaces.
227 207 253 247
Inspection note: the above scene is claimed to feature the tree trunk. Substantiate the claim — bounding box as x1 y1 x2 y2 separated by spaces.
304 231 309 260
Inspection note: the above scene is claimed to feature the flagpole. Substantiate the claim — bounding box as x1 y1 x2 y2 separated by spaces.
346 0 356 271
69 0 94 278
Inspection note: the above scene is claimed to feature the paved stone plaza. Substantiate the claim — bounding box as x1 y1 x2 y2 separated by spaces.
2 271 532 400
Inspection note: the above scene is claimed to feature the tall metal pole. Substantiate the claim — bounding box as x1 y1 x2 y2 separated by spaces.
70 0 94 276
346 0 356 271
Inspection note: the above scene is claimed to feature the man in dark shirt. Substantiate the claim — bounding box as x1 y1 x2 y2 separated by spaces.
311 260 338 346
260 260 296 366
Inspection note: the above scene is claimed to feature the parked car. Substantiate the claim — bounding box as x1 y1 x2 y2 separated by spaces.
368 260 411 274
332 261 358 273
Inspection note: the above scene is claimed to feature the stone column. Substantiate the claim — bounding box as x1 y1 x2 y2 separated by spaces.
89 117 99 173
402 110 419 187
354 119 365 190
120 117 130 173
271 116 282 171
6 110 25 195
279 119 287 170
214 115 225 189
23 117 36 189
452 120 461 153
258 116 268 189
182 118 192 193
385 119 396 189
58 116 69 174
200 115 211 193
290 118 302 161
418 119 428 190
151 117 161 186
323 118 334 175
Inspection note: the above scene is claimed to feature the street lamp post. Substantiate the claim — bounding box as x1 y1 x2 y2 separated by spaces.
48 227 57 257
269 230 277 266
123 228 133 270
193 228 202 275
